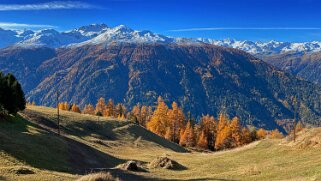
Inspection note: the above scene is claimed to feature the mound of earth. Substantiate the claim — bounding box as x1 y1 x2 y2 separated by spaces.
116 161 144 172
148 156 185 170
281 128 321 148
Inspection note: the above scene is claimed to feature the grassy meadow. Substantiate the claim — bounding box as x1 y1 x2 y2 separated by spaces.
0 106 320 181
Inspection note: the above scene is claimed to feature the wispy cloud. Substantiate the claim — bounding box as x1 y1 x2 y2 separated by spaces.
0 22 57 30
170 27 321 32
0 1 100 11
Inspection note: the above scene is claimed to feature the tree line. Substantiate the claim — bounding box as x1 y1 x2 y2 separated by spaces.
33 96 306 151
0 72 25 116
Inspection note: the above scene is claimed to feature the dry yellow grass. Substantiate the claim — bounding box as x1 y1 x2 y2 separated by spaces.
77 172 121 181
1 106 321 181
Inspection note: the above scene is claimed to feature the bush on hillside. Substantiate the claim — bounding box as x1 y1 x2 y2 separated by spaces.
0 72 26 115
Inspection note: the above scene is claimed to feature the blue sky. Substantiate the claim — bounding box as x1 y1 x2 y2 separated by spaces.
0 0 321 42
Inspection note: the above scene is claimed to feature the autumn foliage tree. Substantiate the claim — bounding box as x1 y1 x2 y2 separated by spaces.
215 114 231 150
241 128 252 144
270 129 284 139
67 95 275 152
58 102 69 111
115 103 126 118
104 99 114 117
82 104 95 115
167 102 185 143
147 97 169 137
199 114 216 149
179 121 196 147
71 104 81 113
229 117 243 147
256 128 267 140
95 97 106 115
197 130 208 149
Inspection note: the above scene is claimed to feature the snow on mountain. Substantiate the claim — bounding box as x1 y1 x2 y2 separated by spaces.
71 25 174 47
14 24 110 48
198 38 321 55
1 24 321 55
14 29 88 48
69 23 108 37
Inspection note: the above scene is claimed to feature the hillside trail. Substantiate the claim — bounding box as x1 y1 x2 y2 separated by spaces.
185 141 261 157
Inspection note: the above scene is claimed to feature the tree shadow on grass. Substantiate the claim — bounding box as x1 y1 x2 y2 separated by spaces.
21 109 120 141
0 114 124 174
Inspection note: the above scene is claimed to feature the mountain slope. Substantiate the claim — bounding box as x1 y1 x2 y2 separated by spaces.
1 43 320 129
0 47 56 93
261 51 321 85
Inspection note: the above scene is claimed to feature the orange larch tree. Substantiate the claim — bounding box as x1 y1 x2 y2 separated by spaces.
270 129 284 139
115 103 126 118
132 103 141 124
146 96 169 137
105 98 114 117
164 127 173 141
241 127 252 145
179 121 196 147
229 117 243 147
199 114 216 149
71 104 81 113
140 105 148 127
215 114 232 150
95 97 106 115
256 128 267 140
167 102 185 143
82 104 95 115
197 130 208 149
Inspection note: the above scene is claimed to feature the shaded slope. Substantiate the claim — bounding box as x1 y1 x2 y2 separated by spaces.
0 106 186 176
0 47 56 93
0 114 123 174
261 51 321 85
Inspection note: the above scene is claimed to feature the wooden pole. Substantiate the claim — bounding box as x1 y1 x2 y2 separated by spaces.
57 91 60 136
293 97 297 142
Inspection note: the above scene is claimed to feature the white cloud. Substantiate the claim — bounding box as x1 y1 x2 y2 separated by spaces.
170 27 321 32
0 1 99 11
0 22 57 30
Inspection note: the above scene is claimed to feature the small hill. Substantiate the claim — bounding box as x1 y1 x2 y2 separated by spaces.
0 106 185 180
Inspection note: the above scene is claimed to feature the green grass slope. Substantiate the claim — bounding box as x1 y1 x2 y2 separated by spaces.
1 106 321 181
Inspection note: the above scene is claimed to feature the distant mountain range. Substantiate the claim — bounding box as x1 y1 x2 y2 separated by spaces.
1 24 321 55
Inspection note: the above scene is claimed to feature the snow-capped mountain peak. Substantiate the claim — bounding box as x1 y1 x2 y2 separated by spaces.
72 23 108 37
1 24 321 55
72 25 174 47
